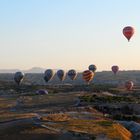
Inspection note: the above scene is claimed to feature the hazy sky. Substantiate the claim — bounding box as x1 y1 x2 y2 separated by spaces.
0 0 140 71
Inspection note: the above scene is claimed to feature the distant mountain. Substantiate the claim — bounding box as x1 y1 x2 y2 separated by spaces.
0 67 63 73
0 67 46 73
0 69 20 73
23 67 46 73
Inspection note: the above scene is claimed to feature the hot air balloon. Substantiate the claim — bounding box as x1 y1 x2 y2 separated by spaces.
57 70 66 81
44 69 55 83
88 64 97 72
36 89 48 95
111 66 119 75
123 26 134 41
14 71 24 85
68 69 77 80
82 70 94 84
125 81 134 90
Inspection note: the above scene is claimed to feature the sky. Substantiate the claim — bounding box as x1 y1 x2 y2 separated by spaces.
0 0 140 71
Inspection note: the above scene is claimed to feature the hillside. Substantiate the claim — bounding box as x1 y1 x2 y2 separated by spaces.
0 70 140 85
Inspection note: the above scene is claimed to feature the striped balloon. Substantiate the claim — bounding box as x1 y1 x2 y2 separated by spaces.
82 70 94 83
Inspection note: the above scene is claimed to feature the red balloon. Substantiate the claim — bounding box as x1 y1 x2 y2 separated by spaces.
111 66 119 74
125 81 134 90
123 26 134 41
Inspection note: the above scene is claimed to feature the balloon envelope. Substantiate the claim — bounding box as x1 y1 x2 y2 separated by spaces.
82 70 94 83
68 69 77 80
44 69 55 83
111 66 119 74
57 70 66 81
123 26 134 41
88 64 97 72
125 81 134 90
36 89 48 95
14 71 24 85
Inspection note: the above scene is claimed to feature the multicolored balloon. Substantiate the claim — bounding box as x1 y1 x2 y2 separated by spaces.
68 69 77 80
57 69 66 81
125 81 134 90
14 71 24 85
82 70 94 83
88 64 97 72
44 69 55 83
123 26 134 41
111 65 119 74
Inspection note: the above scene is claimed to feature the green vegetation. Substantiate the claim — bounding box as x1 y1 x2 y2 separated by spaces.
97 120 113 126
80 95 133 103
112 114 140 121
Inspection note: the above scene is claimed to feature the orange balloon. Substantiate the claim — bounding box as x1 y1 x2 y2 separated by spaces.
125 81 134 90
82 70 94 83
123 26 134 41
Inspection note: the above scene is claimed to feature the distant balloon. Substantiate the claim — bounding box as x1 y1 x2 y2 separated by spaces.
125 81 134 90
88 64 97 72
57 70 66 81
68 69 77 80
123 26 134 41
111 66 119 74
44 69 55 83
82 70 94 83
36 89 48 95
14 71 24 85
